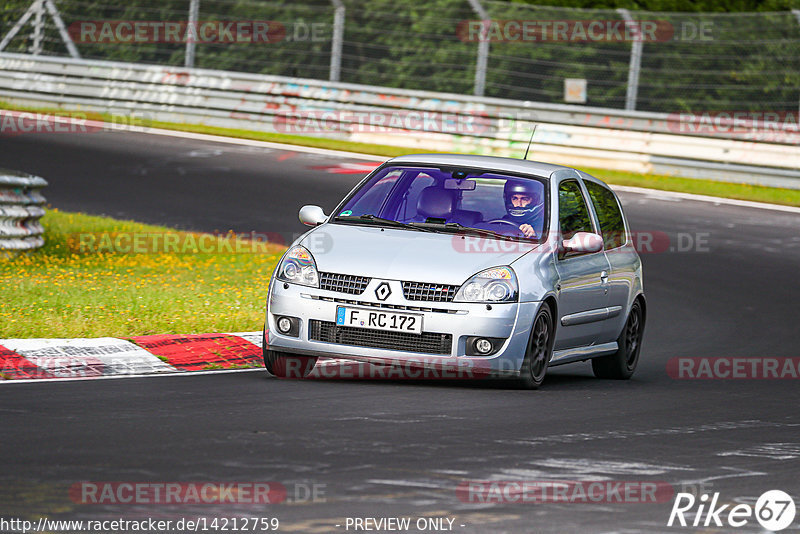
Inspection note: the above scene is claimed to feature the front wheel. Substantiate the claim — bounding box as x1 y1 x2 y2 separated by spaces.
592 300 645 380
262 328 317 378
518 303 553 389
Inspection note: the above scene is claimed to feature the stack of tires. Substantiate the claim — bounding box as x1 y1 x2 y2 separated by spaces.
0 169 48 251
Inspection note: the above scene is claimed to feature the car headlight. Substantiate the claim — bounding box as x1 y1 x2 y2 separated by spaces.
454 266 518 303
276 246 319 287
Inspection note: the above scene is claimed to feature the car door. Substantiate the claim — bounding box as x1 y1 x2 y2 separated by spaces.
584 179 637 343
553 179 611 350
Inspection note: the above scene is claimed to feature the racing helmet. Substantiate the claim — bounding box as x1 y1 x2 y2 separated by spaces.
503 180 541 220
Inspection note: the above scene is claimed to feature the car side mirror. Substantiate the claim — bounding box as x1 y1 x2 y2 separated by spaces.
561 232 603 254
299 205 328 226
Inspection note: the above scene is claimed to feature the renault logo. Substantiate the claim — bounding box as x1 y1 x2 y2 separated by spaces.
375 282 391 301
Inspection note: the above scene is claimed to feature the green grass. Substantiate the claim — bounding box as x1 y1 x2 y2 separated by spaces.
0 210 284 338
3 101 800 208
583 167 800 207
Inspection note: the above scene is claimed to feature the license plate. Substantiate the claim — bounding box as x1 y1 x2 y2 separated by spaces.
336 306 422 334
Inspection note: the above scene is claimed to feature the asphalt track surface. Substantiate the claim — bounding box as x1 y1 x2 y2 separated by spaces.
2 130 800 533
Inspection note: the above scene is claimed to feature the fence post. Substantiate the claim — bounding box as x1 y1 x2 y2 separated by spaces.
0 0 80 57
618 8 642 111
30 0 44 55
467 0 489 97
0 3 34 52
793 10 800 117
330 0 345 82
44 0 81 58
185 0 200 68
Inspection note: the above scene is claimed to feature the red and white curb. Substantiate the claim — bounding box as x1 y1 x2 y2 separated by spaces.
0 332 367 383
0 332 265 382
310 162 382 174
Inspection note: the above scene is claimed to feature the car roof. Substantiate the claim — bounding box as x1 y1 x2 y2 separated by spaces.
385 153 575 178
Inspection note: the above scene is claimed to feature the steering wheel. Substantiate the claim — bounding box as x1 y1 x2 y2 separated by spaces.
485 219 526 236
486 219 523 228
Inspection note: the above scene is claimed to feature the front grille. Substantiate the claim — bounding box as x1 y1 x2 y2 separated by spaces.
319 272 371 295
309 295 461 314
309 320 452 355
402 281 460 302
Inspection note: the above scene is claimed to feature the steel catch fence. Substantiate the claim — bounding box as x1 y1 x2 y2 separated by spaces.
1 0 799 114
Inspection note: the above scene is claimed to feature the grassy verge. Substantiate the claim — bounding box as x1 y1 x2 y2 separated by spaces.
0 210 284 338
3 101 800 207
587 167 800 206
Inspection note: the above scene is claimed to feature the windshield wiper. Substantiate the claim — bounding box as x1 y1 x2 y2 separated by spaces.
335 214 437 232
410 221 528 242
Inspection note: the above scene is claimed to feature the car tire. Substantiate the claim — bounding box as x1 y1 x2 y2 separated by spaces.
592 299 644 380
261 328 317 378
518 302 554 389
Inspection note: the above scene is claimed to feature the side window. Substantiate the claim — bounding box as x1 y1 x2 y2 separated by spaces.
558 180 594 241
585 181 626 250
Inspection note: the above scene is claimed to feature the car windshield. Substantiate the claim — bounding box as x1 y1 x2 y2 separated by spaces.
333 166 548 240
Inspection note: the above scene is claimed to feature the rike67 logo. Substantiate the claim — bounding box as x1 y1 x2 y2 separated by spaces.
668 490 796 531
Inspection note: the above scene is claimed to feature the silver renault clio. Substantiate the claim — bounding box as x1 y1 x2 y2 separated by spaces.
263 154 645 388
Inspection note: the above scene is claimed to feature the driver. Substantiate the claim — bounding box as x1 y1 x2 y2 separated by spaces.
502 180 543 238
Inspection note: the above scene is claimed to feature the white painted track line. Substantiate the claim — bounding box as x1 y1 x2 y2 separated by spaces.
612 185 800 214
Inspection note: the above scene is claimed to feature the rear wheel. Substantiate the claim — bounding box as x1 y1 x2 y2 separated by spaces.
592 299 644 379
518 303 553 389
261 328 317 378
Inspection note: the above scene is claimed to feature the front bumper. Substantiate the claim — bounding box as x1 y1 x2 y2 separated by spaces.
266 279 540 377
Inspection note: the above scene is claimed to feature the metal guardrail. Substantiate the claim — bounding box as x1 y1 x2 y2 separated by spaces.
0 168 47 251
0 52 798 188
2 0 799 113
